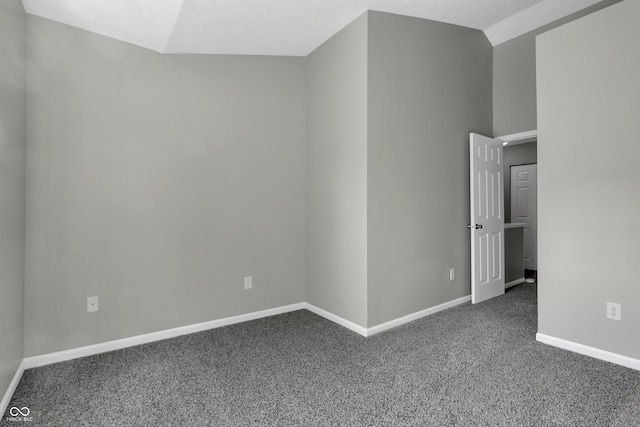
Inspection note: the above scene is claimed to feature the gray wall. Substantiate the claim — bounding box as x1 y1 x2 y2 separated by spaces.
25 17 306 356
504 142 537 223
0 0 27 401
17 1 634 365
306 13 369 327
367 12 493 327
493 0 622 136
493 35 537 136
537 0 640 359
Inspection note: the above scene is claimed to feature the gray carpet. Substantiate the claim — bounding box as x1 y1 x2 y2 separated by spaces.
3 284 640 426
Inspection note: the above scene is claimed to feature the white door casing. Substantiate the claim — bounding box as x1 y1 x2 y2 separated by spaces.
511 164 538 270
470 133 505 304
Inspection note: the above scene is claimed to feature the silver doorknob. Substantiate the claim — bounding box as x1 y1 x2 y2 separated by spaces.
467 224 483 229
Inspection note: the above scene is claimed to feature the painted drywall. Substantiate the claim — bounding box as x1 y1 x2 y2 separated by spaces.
504 142 537 223
367 12 492 327
0 0 26 402
306 13 368 327
537 0 640 359
492 0 622 136
25 16 306 356
492 36 536 137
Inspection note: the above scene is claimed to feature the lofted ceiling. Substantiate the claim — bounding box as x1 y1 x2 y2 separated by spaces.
21 0 604 56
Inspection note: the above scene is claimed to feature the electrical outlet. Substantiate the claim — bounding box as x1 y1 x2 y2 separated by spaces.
449 268 455 281
606 302 621 321
87 296 99 313
244 276 252 290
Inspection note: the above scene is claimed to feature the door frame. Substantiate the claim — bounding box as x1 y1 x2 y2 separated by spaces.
468 129 538 302
498 129 538 280
496 130 537 147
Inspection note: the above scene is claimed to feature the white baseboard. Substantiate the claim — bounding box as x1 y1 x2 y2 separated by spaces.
367 295 471 336
304 295 471 337
1 359 25 417
22 296 473 370
24 303 306 369
536 333 640 371
506 278 525 289
303 303 369 337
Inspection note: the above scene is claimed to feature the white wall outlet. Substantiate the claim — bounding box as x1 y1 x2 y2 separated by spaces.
244 276 252 290
606 302 621 321
449 268 455 281
87 296 99 313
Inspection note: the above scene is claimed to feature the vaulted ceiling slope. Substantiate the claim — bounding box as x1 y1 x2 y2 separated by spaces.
22 0 604 56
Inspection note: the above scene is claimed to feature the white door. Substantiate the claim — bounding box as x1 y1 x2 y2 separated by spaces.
470 133 505 304
511 164 537 270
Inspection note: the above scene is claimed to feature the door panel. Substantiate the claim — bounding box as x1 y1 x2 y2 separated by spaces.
470 133 505 304
511 164 537 270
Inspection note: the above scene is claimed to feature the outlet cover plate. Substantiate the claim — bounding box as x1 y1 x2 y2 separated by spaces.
87 296 99 313
606 302 621 321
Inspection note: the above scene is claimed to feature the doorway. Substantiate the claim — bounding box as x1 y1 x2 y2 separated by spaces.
503 138 537 285
468 131 538 303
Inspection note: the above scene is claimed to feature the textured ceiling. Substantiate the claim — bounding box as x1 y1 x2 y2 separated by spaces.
21 0 603 56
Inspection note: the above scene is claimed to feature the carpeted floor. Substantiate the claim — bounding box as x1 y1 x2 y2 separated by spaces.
3 284 640 426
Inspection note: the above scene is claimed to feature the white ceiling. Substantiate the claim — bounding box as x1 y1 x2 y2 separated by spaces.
21 0 604 56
